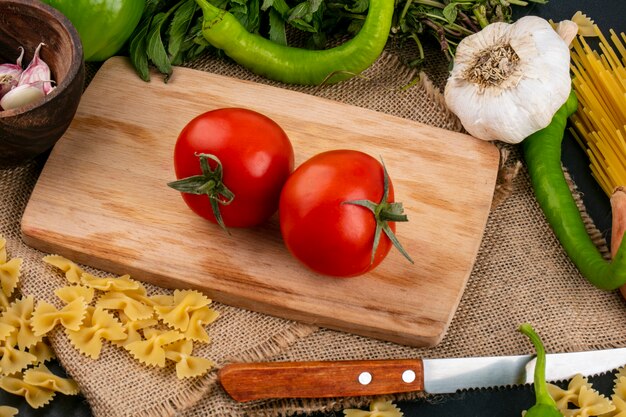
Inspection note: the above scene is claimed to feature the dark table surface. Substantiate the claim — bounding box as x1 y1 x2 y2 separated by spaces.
3 1 625 416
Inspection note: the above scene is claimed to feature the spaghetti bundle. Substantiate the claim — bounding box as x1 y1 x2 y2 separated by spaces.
569 19 626 196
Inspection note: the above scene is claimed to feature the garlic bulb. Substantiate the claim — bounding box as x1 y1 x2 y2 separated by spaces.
444 16 573 144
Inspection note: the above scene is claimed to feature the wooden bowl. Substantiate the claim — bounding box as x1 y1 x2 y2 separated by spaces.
0 0 85 167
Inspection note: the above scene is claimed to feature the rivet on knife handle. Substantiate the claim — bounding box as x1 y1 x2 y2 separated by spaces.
218 359 425 402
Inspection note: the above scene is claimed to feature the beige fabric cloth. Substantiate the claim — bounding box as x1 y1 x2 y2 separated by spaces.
2 43 626 417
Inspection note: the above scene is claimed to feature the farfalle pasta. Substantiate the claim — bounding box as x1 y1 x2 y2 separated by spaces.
42 255 84 284
125 329 183 367
66 307 126 359
0 372 56 408
31 297 88 336
0 238 21 305
548 373 616 417
0 405 18 417
343 399 404 417
81 272 143 293
38 254 218 381
0 296 42 349
0 343 37 376
54 285 95 304
23 363 80 395
153 289 217 333
164 339 215 379
28 341 55 364
96 290 155 321
114 313 158 347
0 237 78 413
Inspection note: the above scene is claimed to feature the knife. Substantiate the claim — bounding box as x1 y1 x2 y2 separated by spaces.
218 348 626 402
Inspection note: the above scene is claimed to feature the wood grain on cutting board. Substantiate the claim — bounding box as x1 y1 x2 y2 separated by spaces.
21 57 499 347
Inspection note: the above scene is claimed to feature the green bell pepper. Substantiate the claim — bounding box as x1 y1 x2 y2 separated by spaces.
42 0 145 62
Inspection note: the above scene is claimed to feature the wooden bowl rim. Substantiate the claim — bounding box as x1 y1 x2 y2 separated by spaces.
0 0 84 119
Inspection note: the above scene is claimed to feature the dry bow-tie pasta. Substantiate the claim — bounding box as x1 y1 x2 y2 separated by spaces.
343 399 404 417
22 363 80 396
0 343 37 376
153 289 214 332
96 290 154 321
42 255 84 284
164 339 215 379
65 307 126 359
0 239 79 412
31 297 88 336
0 372 56 408
126 329 184 367
81 272 142 292
0 238 21 303
548 373 615 417
0 296 42 349
54 285 95 304
43 254 219 380
0 405 18 417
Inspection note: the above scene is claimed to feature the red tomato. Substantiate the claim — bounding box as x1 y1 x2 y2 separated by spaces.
279 149 411 277
169 108 294 228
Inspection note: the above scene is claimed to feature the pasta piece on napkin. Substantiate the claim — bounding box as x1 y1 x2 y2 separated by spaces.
153 289 212 331
54 285 95 304
42 255 84 284
125 329 184 367
66 307 126 359
0 296 41 349
95 291 154 321
80 272 143 293
164 339 214 379
31 298 88 336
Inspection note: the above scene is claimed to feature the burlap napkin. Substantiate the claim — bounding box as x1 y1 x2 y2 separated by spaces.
2 42 626 417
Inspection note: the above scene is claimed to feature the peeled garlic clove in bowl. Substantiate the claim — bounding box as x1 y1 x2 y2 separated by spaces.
444 16 574 144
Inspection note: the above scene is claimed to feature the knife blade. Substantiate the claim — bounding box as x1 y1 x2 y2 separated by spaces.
218 347 626 402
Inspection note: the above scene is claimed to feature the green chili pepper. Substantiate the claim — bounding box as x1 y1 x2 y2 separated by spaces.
194 0 394 85
522 90 626 290
518 324 562 417
42 0 144 62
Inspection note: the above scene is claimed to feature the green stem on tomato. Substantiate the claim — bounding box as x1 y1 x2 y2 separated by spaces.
522 91 626 290
194 0 394 85
167 153 234 232
343 159 414 265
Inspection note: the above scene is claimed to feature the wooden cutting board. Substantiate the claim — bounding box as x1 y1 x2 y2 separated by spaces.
21 57 499 347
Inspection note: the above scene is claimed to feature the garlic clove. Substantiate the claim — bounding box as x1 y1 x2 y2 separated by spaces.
0 47 25 99
19 43 54 95
0 83 45 111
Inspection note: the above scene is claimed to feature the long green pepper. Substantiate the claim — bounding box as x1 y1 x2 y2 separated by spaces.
522 91 626 290
194 0 395 85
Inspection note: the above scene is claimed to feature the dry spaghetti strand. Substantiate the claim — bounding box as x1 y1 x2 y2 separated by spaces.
570 18 626 196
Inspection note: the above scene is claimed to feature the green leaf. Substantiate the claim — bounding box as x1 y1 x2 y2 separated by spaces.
269 0 289 15
344 0 368 14
443 3 458 23
288 2 310 21
261 0 274 11
268 9 287 45
129 21 151 81
168 0 197 60
146 12 173 80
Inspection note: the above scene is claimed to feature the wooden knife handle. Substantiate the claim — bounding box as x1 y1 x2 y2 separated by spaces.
218 359 425 402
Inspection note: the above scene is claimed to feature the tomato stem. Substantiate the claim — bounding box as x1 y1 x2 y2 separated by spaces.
167 153 235 232
343 159 414 265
